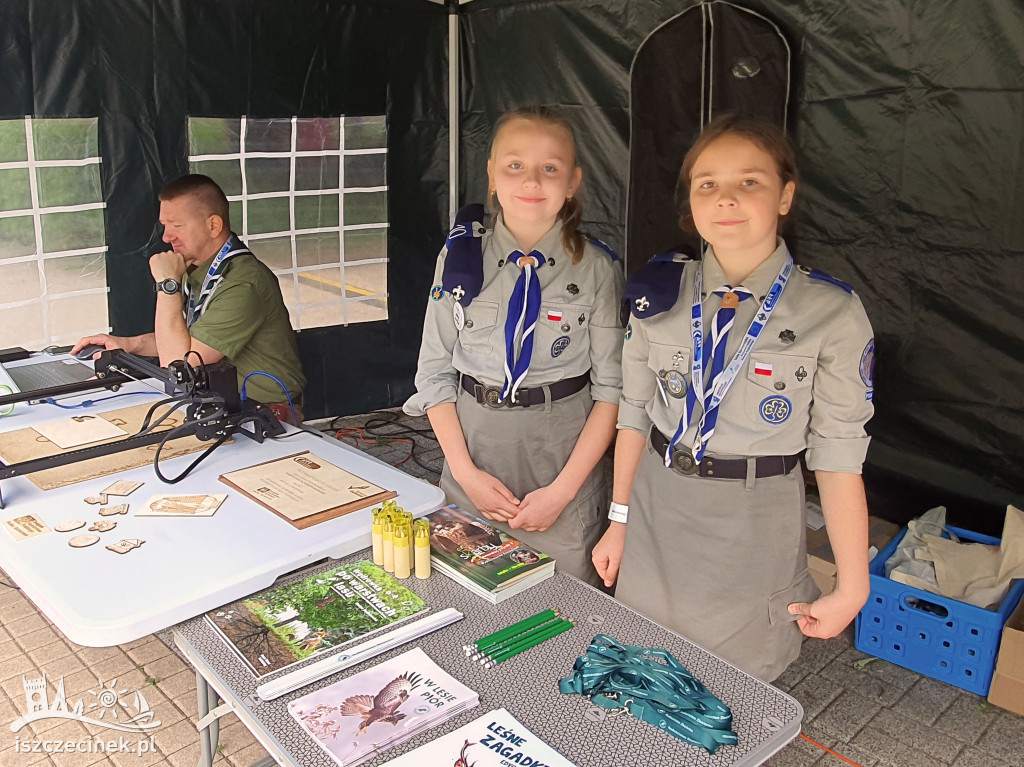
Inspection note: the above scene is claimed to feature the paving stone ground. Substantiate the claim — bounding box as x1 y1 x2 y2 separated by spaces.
1 409 1020 767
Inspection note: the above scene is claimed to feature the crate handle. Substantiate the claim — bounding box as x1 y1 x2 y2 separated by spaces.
903 595 949 618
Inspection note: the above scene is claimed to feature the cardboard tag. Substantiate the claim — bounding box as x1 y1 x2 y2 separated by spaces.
3 514 50 540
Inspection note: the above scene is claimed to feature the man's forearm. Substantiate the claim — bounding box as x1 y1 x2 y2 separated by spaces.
153 294 192 366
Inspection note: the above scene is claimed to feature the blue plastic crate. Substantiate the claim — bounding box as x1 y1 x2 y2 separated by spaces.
855 525 1024 695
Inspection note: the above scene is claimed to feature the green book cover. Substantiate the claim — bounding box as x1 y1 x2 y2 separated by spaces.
206 560 427 677
425 505 553 592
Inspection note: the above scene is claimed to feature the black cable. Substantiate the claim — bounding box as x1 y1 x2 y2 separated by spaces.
153 430 232 484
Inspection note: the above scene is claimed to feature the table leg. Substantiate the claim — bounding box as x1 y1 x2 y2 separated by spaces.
195 671 221 767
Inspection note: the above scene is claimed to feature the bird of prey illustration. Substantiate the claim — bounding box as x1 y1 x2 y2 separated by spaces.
339 671 423 735
454 739 477 767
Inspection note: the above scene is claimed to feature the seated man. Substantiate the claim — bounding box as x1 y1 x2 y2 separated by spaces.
73 174 306 423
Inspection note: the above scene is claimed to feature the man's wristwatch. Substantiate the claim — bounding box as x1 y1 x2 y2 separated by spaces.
153 278 181 295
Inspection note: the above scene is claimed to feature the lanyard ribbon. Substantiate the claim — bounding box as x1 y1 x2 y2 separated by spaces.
667 253 793 466
183 235 252 328
500 250 544 402
558 634 739 754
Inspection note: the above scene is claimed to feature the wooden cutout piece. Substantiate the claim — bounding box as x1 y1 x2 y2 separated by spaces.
84 495 108 505
720 292 740 309
54 519 86 533
88 520 117 532
102 480 143 497
69 534 100 548
106 538 144 554
98 504 129 516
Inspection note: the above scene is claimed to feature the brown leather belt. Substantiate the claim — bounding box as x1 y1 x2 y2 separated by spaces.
460 372 590 408
650 427 800 479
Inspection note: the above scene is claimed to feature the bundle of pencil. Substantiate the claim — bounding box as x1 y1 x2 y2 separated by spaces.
463 609 574 669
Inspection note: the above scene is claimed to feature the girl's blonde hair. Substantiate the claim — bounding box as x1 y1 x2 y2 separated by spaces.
488 107 586 264
674 114 798 234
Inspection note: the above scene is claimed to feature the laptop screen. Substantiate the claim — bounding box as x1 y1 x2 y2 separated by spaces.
2 359 97 394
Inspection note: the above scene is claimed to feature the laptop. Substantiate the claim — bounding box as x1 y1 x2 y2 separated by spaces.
1 358 97 400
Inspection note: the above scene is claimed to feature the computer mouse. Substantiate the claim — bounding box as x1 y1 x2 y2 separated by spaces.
73 344 107 361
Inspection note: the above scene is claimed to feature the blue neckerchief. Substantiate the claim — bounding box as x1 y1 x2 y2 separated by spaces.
184 234 252 328
441 203 487 306
500 250 544 402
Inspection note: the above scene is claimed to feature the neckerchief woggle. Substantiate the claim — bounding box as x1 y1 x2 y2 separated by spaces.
666 251 793 466
558 634 738 754
183 234 252 328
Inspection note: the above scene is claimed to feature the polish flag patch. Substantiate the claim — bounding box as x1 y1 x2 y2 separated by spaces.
547 310 563 322
754 362 773 376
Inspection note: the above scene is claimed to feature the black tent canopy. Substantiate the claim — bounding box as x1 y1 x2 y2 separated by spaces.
1 0 1021 528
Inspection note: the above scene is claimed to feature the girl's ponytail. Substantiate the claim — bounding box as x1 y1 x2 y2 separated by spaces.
559 196 585 264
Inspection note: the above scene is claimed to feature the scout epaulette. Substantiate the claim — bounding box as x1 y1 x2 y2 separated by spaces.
799 265 854 293
583 233 620 261
442 203 487 306
624 248 695 319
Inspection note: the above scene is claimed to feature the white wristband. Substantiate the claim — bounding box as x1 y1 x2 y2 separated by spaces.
608 501 629 524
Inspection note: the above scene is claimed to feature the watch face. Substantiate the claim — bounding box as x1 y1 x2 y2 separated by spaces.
156 279 180 294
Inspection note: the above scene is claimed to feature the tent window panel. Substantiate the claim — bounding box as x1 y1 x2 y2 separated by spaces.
0 216 36 259
295 194 340 230
0 261 42 300
44 253 108 294
0 168 32 211
345 116 386 150
0 121 28 163
247 197 291 235
188 114 388 330
342 263 386 301
343 229 386 262
190 118 241 156
295 233 341 269
255 236 294 272
245 119 292 152
0 303 43 349
49 292 108 342
245 157 292 195
191 160 243 196
295 156 340 191
32 118 100 162
41 209 105 253
343 154 385 188
36 164 104 208
344 191 386 226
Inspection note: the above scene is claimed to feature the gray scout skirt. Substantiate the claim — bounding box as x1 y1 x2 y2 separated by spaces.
614 440 820 682
440 386 610 587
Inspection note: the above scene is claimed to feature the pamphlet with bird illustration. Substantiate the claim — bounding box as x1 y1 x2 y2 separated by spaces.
289 647 479 766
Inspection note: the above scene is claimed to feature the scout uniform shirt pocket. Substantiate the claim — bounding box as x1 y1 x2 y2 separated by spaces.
458 300 499 358
537 302 591 361
647 342 691 411
745 353 815 426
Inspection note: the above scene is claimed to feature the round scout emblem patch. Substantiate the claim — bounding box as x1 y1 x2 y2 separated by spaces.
551 336 571 357
860 339 875 386
625 323 632 341
660 369 686 398
430 285 443 301
453 302 465 330
760 395 792 424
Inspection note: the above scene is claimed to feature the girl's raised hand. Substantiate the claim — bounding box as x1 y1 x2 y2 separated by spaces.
459 467 521 521
508 482 573 532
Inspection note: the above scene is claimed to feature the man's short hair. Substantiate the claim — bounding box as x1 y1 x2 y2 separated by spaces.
159 174 231 230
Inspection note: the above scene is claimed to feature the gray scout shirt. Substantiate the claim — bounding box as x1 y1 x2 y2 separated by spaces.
618 239 874 473
404 216 624 416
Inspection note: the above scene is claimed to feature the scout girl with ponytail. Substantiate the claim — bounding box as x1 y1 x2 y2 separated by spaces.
405 107 624 585
593 115 875 680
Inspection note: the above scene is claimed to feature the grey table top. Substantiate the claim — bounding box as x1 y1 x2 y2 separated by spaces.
173 550 803 767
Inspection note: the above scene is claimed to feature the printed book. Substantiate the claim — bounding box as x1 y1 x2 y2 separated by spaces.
425 505 555 603
382 707 577 766
289 646 479 767
206 560 427 677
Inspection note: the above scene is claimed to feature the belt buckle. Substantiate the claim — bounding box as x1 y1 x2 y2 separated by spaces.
671 449 699 476
474 384 506 408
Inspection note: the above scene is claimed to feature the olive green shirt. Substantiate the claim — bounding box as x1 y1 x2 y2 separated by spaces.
186 246 305 404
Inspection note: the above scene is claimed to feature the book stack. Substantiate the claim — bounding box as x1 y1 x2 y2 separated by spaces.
382 707 578 765
289 647 479 767
425 505 555 604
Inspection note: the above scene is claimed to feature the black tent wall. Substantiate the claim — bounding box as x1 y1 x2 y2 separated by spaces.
2 0 1022 530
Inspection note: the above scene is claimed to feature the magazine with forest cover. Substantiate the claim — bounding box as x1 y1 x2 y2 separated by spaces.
381 707 577 766
425 505 554 602
206 560 427 677
289 646 479 767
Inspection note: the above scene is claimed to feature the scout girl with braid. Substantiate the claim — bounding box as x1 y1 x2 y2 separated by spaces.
592 116 875 680
405 107 624 586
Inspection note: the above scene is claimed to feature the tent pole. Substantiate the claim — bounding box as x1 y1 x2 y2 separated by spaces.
448 0 460 227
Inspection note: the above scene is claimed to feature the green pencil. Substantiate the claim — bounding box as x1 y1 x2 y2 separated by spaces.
470 616 563 661
482 618 573 666
468 608 558 652
483 614 573 663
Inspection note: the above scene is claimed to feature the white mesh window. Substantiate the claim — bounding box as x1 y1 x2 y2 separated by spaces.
188 116 388 330
0 117 108 348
